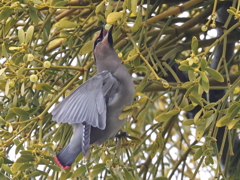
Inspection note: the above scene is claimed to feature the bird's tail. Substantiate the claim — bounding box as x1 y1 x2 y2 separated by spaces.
54 124 83 169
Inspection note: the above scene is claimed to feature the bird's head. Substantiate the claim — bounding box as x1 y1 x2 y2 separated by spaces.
93 26 114 61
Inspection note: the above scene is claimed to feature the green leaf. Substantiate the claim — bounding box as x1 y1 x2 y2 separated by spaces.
15 140 24 154
118 109 132 120
179 97 189 108
18 163 34 171
60 171 72 180
155 110 180 122
227 9 236 16
2 43 8 57
16 155 35 163
194 109 203 124
205 103 217 109
2 164 13 175
205 67 224 82
0 116 6 125
229 106 240 120
18 28 25 44
90 163 106 179
182 104 195 111
135 66 148 73
191 84 200 97
131 8 142 33
72 165 87 178
4 18 17 36
106 12 123 24
182 82 193 88
26 25 34 44
188 70 196 81
20 150 32 155
12 93 17 107
5 109 16 121
200 58 207 71
156 134 164 147
127 48 137 59
79 40 94 55
149 142 158 158
0 80 6 91
200 78 209 93
74 153 83 165
196 120 206 141
28 171 47 178
206 155 214 165
178 64 194 71
29 5 39 25
191 145 202 149
11 52 24 65
105 0 113 17
39 158 50 165
21 82 25 96
135 81 150 93
191 36 198 55
68 36 74 48
95 1 105 14
17 67 25 78
199 71 208 83
228 102 239 113
3 157 13 164
0 6 12 21
182 119 194 126
216 115 230 127
48 165 61 171
227 118 240 129
131 0 138 14
193 147 203 161
203 110 214 119
0 157 3 168
0 172 9 180
12 107 29 116
55 1 68 6
43 18 51 42
33 0 43 5
184 84 196 97
0 67 7 75
35 83 53 92
55 20 78 28
123 168 135 180
189 94 203 106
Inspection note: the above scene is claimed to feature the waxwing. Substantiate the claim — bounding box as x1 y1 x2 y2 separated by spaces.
51 26 134 169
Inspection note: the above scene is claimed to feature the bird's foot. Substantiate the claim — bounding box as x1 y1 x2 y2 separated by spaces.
115 132 129 138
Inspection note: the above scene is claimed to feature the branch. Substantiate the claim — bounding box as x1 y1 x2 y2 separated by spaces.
146 0 205 25
143 74 240 92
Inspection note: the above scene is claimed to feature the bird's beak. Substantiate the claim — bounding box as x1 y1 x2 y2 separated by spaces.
101 26 113 48
106 26 113 48
94 26 114 49
99 27 104 40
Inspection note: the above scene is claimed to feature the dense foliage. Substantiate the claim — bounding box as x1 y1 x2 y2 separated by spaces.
0 0 240 179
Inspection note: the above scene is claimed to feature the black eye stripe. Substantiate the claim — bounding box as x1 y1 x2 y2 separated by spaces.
94 37 102 49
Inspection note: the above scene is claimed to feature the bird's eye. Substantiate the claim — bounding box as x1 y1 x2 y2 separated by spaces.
96 38 102 44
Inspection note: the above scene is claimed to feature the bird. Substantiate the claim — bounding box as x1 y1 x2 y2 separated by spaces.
51 26 134 169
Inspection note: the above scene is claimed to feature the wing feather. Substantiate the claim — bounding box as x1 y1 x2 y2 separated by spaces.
51 71 119 130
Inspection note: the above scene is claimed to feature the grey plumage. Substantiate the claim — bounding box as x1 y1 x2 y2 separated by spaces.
52 26 134 169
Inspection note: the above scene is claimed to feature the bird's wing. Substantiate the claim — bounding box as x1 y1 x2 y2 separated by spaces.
51 70 119 130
